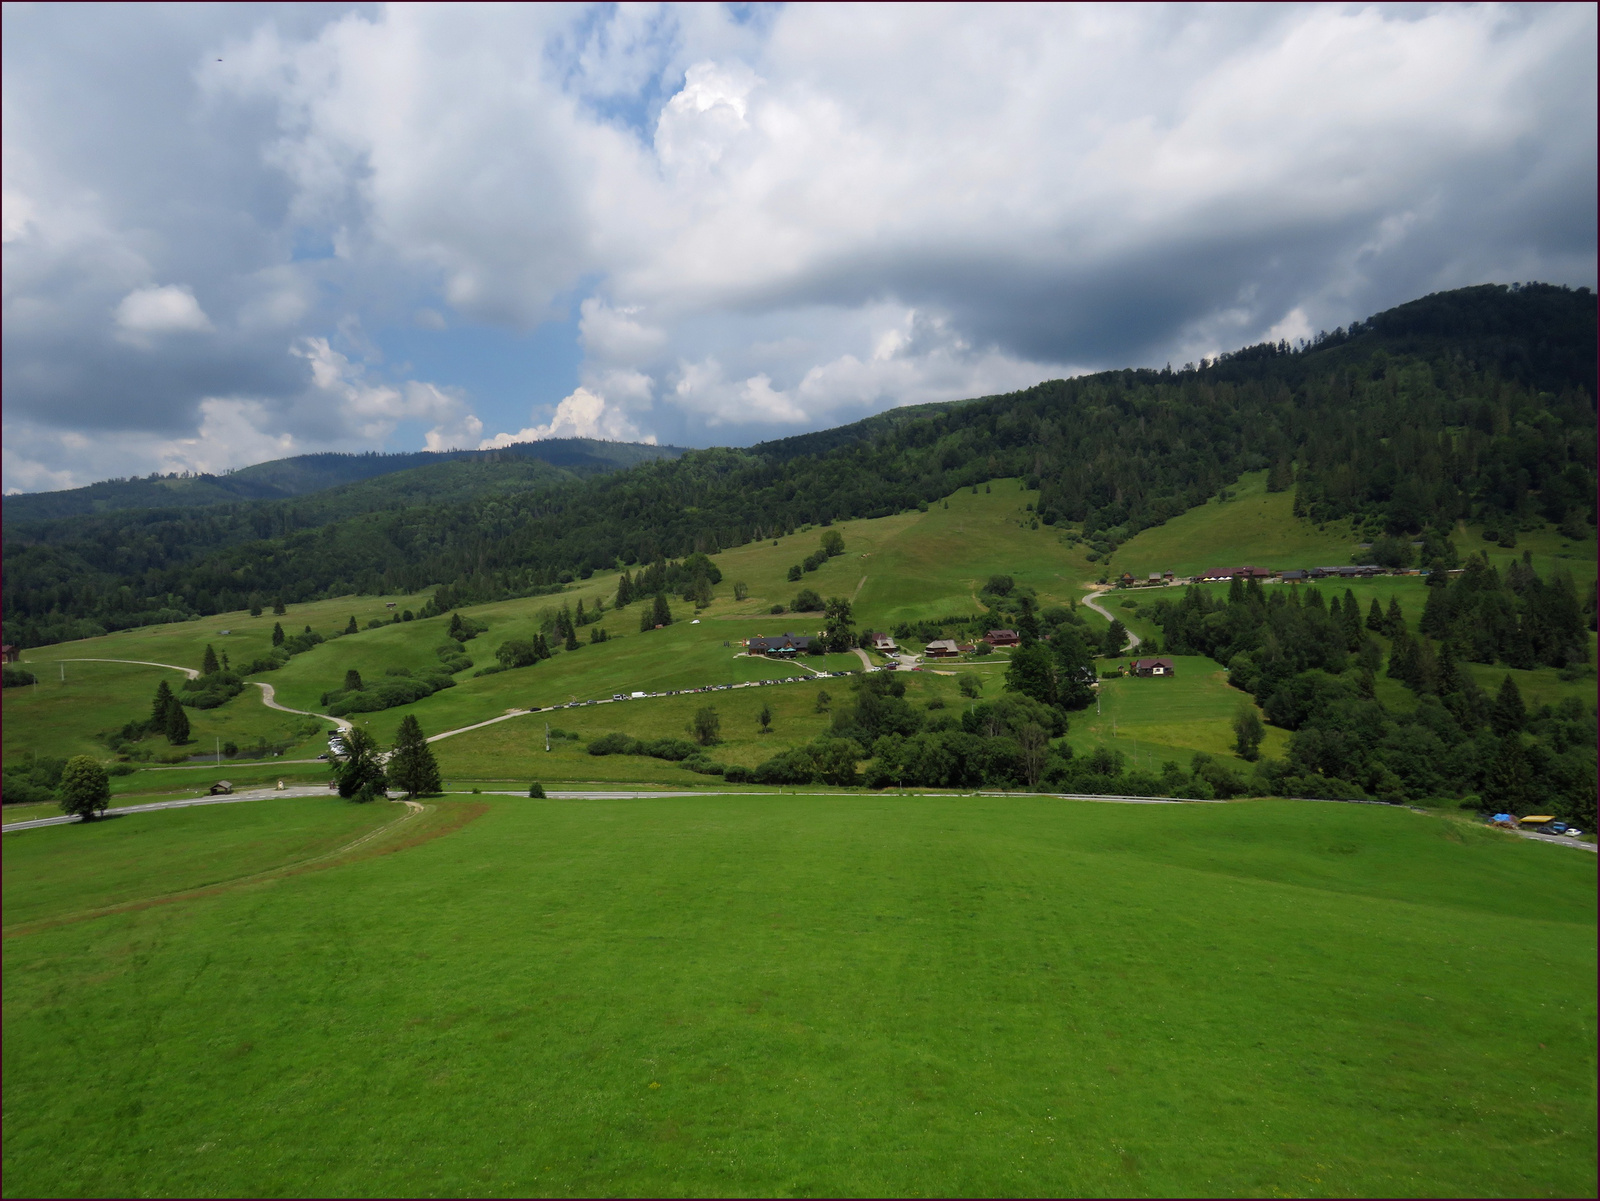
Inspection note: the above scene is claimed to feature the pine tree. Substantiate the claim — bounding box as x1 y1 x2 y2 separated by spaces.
1491 674 1526 735
344 615 358 635
272 622 285 647
165 699 191 745
448 612 464 639
201 644 220 676
1387 626 1416 681
565 627 580 652
1266 455 1293 493
1385 597 1405 636
272 597 286 615
344 669 363 692
616 572 633 608
1366 598 1386 632
576 599 587 626
386 715 441 799
535 633 552 659
151 679 176 731
652 593 672 628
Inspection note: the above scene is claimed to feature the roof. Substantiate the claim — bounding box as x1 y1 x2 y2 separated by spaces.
1519 815 1557 824
985 628 1018 638
1131 657 1175 669
748 632 814 652
924 639 961 652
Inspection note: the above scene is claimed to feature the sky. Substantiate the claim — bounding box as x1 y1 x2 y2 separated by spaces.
3 2 1595 494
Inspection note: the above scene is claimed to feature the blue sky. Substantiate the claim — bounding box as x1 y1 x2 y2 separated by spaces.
3 2 1595 491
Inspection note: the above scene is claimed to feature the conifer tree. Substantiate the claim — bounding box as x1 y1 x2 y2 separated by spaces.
272 621 285 647
535 633 552 659
1491 674 1526 735
201 644 220 676
576 599 586 626
1385 597 1405 636
165 699 191 745
344 669 363 692
616 572 633 608
652 593 672 627
386 715 441 799
272 597 286 615
344 615 358 635
565 627 580 652
1366 597 1386 632
151 679 176 731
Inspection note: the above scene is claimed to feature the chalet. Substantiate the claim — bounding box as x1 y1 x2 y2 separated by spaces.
1238 565 1272 579
1280 569 1306 582
986 629 1020 647
746 633 814 658
1119 572 1135 587
868 632 897 652
924 639 962 658
1147 573 1163 584
956 643 976 654
1130 657 1175 677
0 644 19 664
1163 570 1175 582
1197 567 1236 582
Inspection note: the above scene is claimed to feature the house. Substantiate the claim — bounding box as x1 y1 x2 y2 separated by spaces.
956 643 976 654
1238 565 1273 579
1130 657 1175 677
869 632 897 652
1119 572 1135 587
1197 567 1237 582
0 644 18 664
986 629 1020 647
1280 569 1306 582
1163 571 1175 582
924 639 962 658
209 780 234 795
747 632 814 658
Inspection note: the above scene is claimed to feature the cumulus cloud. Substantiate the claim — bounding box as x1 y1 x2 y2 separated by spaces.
480 386 653 447
2 2 1594 489
114 284 214 343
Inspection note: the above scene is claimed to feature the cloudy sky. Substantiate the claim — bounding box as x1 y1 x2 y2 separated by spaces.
3 2 1594 493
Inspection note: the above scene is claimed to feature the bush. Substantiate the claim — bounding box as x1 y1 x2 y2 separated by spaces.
770 604 786 614
529 781 546 798
792 588 824 612
2 667 37 688
588 732 640 756
723 765 753 784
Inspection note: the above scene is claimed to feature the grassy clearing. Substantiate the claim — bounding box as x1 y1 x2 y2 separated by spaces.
3 795 1592 1197
1065 655 1287 767
1 797 397 929
1109 471 1363 579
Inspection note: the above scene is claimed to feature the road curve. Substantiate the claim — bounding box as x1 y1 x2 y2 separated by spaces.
1081 589 1141 652
253 681 352 733
50 657 200 679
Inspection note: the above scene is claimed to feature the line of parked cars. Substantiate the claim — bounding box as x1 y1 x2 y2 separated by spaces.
526 670 857 712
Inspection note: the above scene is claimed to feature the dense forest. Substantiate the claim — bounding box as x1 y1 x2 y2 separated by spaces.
4 283 1594 650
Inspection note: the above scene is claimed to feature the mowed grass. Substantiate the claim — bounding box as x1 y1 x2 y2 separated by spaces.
1066 655 1287 768
3 796 1593 1198
1 797 397 929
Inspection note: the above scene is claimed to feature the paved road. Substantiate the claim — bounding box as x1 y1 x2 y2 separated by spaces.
1515 829 1597 852
1081 589 1141 651
3 785 336 832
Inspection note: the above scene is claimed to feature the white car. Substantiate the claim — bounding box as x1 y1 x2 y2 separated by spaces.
1564 829 1584 838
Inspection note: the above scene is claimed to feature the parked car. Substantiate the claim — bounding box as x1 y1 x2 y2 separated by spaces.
1548 822 1569 834
1563 828 1583 838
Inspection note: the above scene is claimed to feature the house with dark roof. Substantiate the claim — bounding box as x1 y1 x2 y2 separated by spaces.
985 629 1020 647
924 639 962 658
868 632 897 652
1130 657 1176 677
746 633 814 658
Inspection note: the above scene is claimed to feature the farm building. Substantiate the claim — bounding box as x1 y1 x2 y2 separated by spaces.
746 633 815 658
868 632 897 652
0 644 19 664
924 639 962 658
985 629 1020 647
209 780 234 795
1130 657 1175 677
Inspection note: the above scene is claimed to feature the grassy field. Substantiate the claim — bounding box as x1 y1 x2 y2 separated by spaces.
7 475 1592 791
3 794 1593 1197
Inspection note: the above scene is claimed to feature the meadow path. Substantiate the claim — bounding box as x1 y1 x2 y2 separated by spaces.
253 681 353 733
52 657 199 679
1081 589 1142 651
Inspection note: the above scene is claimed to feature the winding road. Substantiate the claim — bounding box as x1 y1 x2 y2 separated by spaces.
1081 589 1141 652
253 681 353 733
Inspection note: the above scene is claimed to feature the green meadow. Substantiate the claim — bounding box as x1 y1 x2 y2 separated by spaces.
6 474 1592 793
3 793 1593 1198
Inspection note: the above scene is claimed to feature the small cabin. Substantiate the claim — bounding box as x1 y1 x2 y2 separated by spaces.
209 780 234 795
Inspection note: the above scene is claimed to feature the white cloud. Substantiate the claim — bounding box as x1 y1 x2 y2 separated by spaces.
2 1 1594 488
114 284 214 343
481 386 653 446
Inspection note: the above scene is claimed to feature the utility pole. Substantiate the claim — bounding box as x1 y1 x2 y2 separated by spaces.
216 737 221 765
60 661 65 685
545 722 551 752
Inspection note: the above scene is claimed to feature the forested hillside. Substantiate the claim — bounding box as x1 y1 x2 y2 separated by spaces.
4 283 1593 650
3 437 682 523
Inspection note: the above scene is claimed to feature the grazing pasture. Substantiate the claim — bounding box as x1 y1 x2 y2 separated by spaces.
3 795 1593 1198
